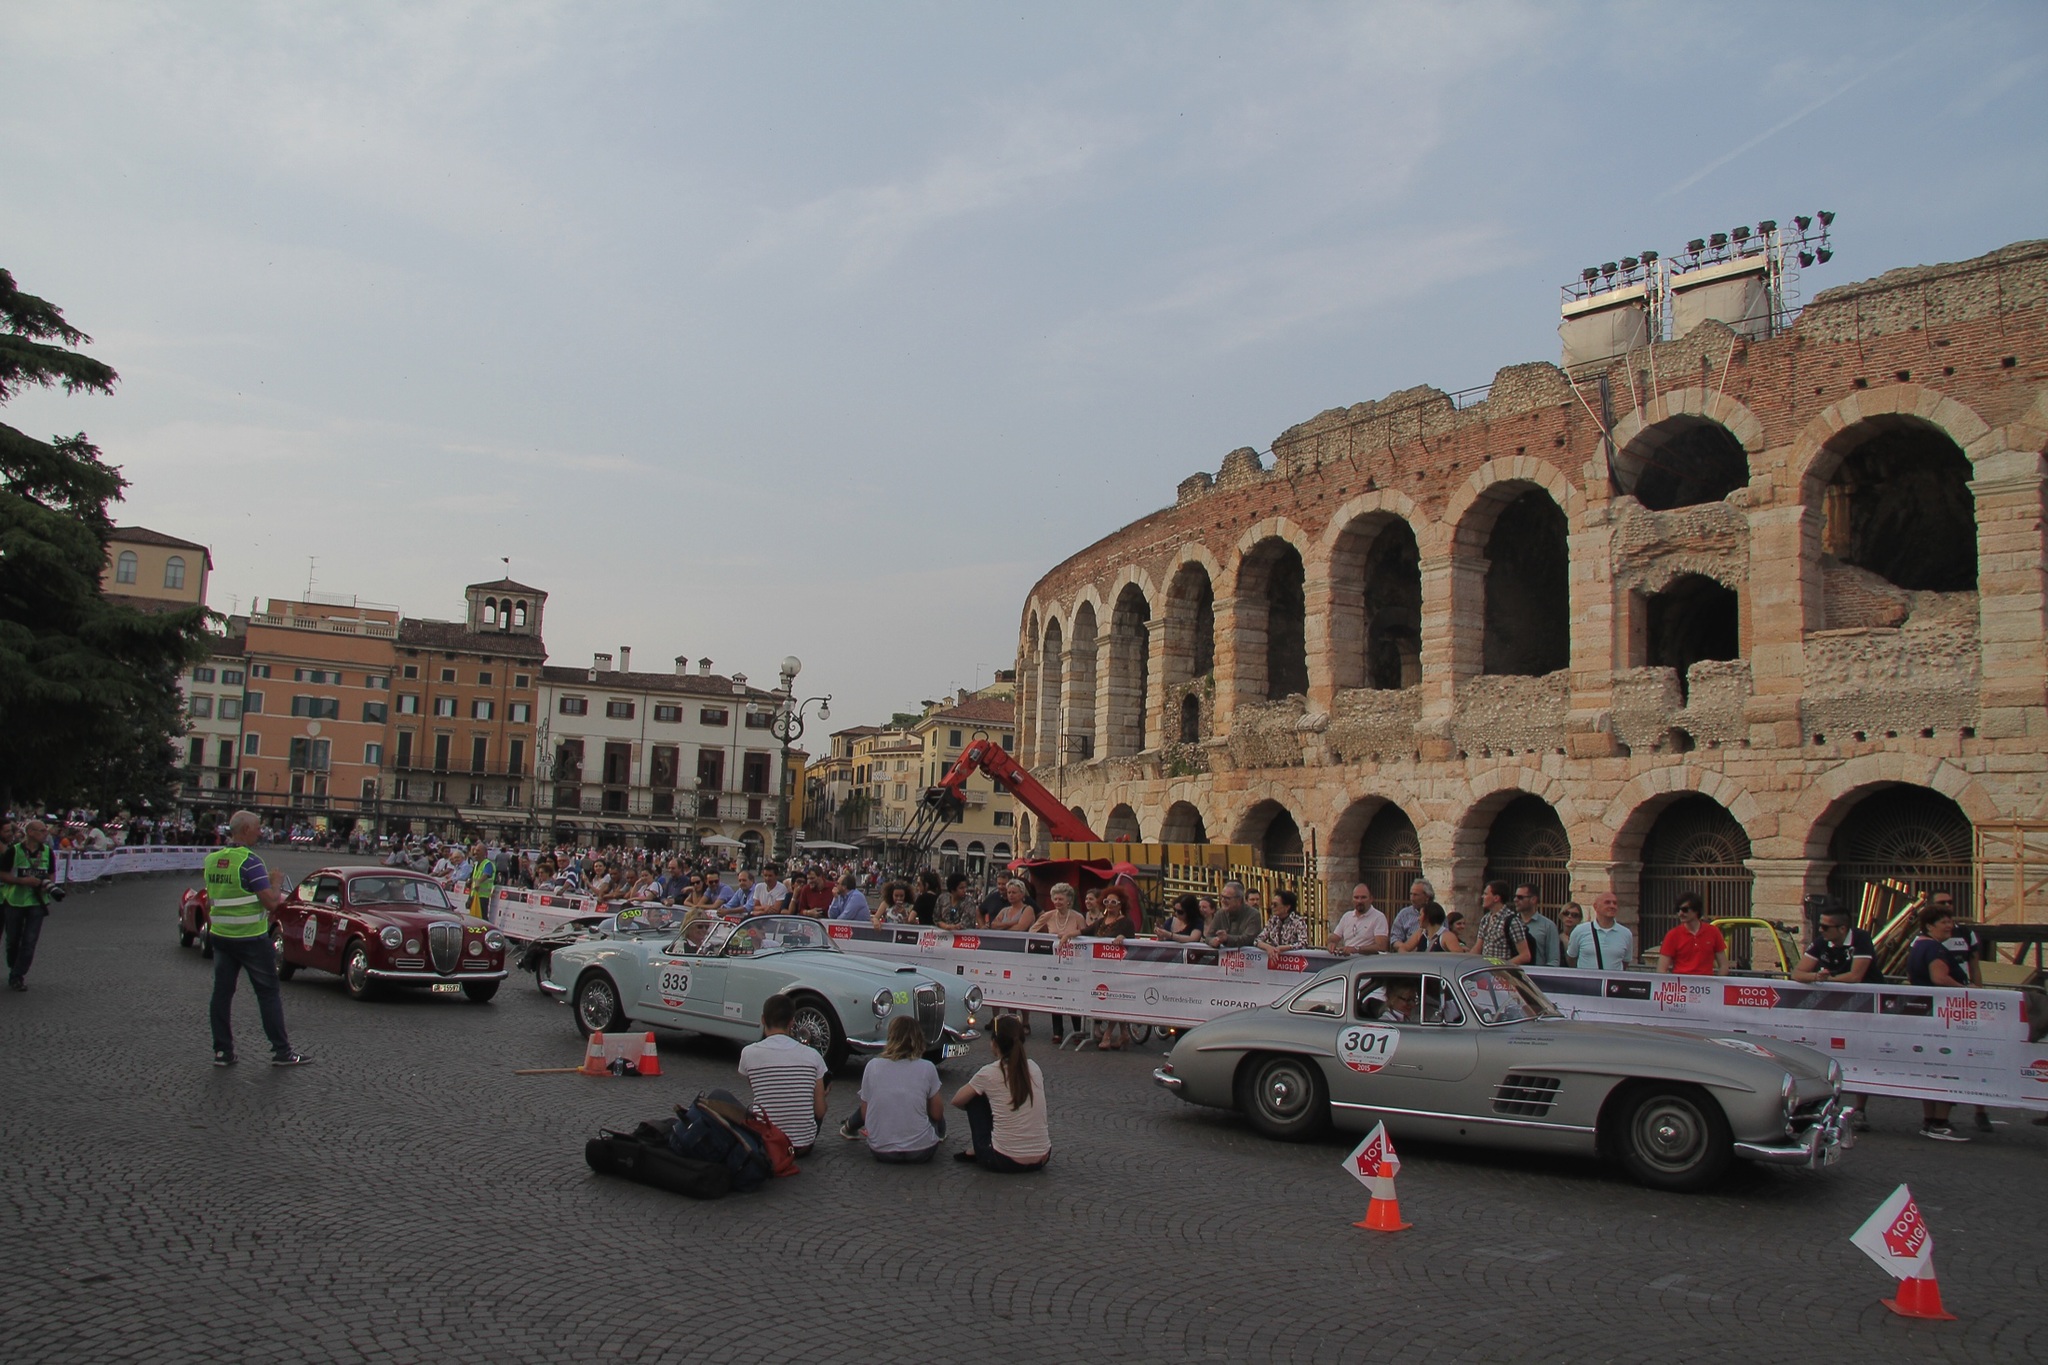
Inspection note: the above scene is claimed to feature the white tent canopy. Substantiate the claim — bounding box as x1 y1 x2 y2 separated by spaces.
796 839 858 851
698 834 745 848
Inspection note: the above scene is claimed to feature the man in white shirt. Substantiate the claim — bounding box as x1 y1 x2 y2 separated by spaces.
1391 879 1432 950
1566 891 1635 970
1329 884 1390 955
750 864 790 912
737 994 829 1154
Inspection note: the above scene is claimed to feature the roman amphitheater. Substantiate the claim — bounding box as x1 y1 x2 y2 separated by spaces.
1013 236 2048 941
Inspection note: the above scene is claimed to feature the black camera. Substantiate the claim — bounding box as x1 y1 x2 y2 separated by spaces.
44 883 66 903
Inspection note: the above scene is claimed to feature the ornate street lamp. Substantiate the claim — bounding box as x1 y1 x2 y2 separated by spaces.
767 655 829 861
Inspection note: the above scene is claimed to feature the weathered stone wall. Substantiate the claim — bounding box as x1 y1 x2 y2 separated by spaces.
1013 238 2048 926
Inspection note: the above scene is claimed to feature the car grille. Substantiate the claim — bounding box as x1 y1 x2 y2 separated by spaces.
915 984 944 1041
1492 1074 1563 1117
393 958 425 970
460 958 494 971
427 922 462 975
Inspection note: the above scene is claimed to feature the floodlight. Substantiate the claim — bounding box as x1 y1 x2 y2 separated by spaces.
1621 256 1638 271
1798 251 1814 269
1794 215 1812 232
1816 247 1832 264
1818 210 1835 226
1731 225 1750 243
1686 239 1705 256
1641 249 1658 264
1582 267 1600 284
1600 262 1617 279
1757 219 1776 235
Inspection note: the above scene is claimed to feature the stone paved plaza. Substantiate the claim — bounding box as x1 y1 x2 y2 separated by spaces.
2 856 2042 1364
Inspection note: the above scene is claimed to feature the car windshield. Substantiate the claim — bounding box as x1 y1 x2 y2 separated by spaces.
739 916 831 953
1458 967 1560 1026
349 877 455 911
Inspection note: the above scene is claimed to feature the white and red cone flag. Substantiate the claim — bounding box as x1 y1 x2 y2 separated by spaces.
1341 1121 1401 1188
1850 1184 1934 1281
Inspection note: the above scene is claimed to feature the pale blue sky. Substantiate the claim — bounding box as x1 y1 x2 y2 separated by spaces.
4 1 2043 727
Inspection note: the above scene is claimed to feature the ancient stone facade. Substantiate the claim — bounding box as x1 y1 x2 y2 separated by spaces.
1014 239 2048 937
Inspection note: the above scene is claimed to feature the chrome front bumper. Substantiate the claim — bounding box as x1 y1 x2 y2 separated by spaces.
369 968 510 983
539 977 567 998
1735 1103 1856 1167
849 1025 982 1055
1151 1067 1183 1093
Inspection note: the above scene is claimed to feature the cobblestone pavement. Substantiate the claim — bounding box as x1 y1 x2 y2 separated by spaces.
2 857 2043 1363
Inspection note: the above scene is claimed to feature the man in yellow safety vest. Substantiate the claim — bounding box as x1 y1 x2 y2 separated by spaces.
204 810 310 1067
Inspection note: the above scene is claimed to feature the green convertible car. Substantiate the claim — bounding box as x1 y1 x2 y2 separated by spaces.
541 914 983 1068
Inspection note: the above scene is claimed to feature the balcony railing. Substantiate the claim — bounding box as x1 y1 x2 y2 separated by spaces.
543 787 776 824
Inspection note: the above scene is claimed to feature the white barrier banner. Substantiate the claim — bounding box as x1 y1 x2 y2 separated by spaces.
56 846 215 884
1528 966 2045 1112
486 890 2048 1112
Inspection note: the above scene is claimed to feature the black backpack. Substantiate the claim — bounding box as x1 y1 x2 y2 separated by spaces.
668 1089 773 1193
584 1119 733 1200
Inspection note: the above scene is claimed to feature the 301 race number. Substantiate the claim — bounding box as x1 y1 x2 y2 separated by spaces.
1336 1024 1400 1074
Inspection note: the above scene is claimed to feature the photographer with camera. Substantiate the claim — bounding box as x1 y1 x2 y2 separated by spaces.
1 820 62 991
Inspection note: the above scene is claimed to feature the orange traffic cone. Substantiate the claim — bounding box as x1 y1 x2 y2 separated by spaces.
1353 1162 1412 1232
580 1031 608 1076
1884 1275 1956 1321
635 1032 661 1077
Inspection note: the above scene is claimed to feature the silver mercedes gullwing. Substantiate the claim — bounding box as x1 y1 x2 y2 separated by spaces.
1152 954 1852 1191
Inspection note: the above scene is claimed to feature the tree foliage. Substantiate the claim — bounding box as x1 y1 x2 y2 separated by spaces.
0 268 213 813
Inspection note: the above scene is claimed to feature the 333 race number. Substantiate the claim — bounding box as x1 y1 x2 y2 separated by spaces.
1336 1024 1400 1074
658 964 691 996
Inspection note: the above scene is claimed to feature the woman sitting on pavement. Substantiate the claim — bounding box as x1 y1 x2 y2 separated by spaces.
951 1015 1050 1172
839 1016 946 1163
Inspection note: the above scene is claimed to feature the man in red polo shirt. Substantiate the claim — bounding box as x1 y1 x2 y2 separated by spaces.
1656 892 1728 975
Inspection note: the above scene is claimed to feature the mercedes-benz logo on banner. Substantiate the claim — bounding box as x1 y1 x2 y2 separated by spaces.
1144 986 1159 1005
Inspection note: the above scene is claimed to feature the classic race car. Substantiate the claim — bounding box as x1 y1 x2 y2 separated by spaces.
178 867 509 1002
542 913 983 1067
1153 953 1851 1191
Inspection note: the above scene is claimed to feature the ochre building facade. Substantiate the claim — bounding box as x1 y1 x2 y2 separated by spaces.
1014 239 2048 940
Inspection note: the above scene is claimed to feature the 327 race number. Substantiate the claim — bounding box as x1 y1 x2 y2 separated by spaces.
1336 1024 1400 1074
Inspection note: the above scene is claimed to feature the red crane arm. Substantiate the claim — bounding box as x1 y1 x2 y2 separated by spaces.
932 738 1098 843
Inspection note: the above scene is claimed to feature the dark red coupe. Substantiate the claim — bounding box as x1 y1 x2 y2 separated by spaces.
179 867 508 1002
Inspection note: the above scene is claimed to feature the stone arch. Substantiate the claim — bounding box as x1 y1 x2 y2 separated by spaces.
1162 558 1218 741
1232 526 1311 701
1106 581 1152 756
1643 572 1740 703
1609 390 1763 509
1036 616 1064 763
1789 385 1993 497
1600 766 1765 862
1473 791 1573 916
1159 799 1209 844
1065 600 1099 760
1331 795 1425 908
1819 784 1977 917
513 600 528 627
1449 478 1572 678
1103 803 1141 842
1630 793 1756 941
1324 500 1424 692
1780 754 2001 862
1806 412 1980 594
1234 798 1304 874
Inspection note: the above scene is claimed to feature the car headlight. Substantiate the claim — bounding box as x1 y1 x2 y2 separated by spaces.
1781 1073 1797 1115
872 988 894 1018
484 930 505 952
1826 1059 1842 1089
380 926 402 948
468 940 482 956
405 938 419 953
964 986 983 1014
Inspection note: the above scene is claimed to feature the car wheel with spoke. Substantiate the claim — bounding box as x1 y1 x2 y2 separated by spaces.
787 995 847 1069
1616 1084 1732 1192
178 927 195 948
342 941 377 1000
574 972 628 1037
1236 1053 1329 1141
271 926 297 981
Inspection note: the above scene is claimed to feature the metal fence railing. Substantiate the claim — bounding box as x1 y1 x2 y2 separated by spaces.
1162 856 1328 946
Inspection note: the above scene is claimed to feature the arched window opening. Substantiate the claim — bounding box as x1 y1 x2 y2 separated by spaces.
1160 801 1208 844
1482 492 1570 677
513 600 529 627
1822 420 1976 591
1108 584 1151 756
1482 794 1571 917
1068 805 1089 835
1364 521 1422 689
1066 603 1098 762
1826 786 1973 919
1637 795 1753 946
1239 539 1308 700
1617 416 1750 510
164 555 187 590
1103 804 1141 842
1256 806 1304 875
1179 694 1201 744
1645 574 1740 703
1166 563 1215 686
115 550 137 584
1355 804 1423 909
1038 620 1064 763
482 598 498 625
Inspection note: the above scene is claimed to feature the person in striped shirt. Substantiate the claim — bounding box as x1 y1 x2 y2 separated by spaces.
738 993 829 1154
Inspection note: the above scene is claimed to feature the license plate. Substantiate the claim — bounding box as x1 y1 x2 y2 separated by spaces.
431 983 462 994
942 1043 970 1058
